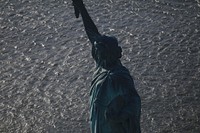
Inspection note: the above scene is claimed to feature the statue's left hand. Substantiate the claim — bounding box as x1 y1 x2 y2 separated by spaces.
105 109 129 123
105 95 126 123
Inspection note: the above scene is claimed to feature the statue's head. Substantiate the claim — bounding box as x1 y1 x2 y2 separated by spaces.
92 35 122 68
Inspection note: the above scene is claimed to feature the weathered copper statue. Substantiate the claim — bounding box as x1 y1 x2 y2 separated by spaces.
72 0 141 132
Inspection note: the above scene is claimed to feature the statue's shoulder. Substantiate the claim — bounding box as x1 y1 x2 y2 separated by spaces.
110 66 132 80
109 66 133 89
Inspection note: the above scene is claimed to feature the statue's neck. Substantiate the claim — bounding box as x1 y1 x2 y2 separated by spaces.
96 60 122 71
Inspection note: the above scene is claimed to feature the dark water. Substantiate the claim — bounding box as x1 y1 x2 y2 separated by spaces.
0 0 200 132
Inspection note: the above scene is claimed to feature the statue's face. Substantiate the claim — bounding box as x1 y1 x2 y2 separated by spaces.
94 41 107 60
92 36 122 68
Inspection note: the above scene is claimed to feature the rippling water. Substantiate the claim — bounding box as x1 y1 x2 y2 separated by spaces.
0 0 200 132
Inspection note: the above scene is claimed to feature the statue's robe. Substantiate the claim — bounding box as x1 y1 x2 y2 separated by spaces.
89 65 141 133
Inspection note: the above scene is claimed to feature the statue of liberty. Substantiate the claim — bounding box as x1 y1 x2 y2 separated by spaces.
72 0 141 132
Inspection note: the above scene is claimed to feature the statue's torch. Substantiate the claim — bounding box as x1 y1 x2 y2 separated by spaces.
72 0 80 18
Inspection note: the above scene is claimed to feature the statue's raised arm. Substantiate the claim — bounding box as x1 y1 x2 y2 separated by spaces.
72 0 122 68
72 0 101 44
